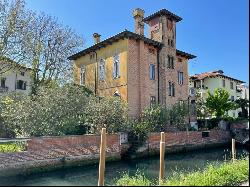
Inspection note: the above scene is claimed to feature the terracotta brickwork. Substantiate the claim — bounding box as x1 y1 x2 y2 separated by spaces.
148 130 231 150
127 39 158 117
0 134 120 176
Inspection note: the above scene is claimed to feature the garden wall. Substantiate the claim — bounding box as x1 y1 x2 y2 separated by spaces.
0 134 120 177
135 130 231 157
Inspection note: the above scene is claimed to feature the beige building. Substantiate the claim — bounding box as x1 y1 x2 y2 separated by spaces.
69 8 196 119
189 70 245 118
0 60 32 95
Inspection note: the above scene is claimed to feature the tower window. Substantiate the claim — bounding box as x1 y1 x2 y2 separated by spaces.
168 82 175 97
167 56 174 69
178 71 184 85
149 64 155 80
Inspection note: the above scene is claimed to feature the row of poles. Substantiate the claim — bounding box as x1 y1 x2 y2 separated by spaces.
98 128 237 186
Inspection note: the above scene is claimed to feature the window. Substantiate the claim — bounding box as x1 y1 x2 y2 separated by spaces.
171 40 174 47
113 54 120 78
150 96 156 107
16 80 26 90
178 71 184 85
230 82 234 89
222 79 225 87
194 81 197 88
231 96 235 101
80 65 85 85
149 64 155 80
167 56 174 69
99 59 105 81
179 100 184 106
168 82 175 97
1 78 6 88
168 39 170 46
20 72 25 76
178 58 182 62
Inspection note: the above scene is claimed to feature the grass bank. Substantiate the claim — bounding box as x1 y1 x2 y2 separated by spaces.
116 158 249 186
0 142 26 153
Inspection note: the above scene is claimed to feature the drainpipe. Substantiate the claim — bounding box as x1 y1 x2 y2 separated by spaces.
94 51 98 97
157 50 160 104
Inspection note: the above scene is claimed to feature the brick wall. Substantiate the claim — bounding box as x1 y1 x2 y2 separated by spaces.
148 130 231 153
0 134 120 177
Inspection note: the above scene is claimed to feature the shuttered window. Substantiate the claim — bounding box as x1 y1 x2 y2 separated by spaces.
80 65 85 85
99 59 105 81
113 54 120 78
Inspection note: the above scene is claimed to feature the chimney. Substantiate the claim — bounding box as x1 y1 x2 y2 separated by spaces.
133 8 145 35
93 33 101 44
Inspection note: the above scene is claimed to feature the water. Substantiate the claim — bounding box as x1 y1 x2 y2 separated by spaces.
0 146 248 186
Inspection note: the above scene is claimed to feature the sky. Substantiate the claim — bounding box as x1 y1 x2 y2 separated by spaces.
25 0 249 84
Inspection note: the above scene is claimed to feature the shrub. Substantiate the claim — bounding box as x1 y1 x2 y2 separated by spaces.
0 142 26 153
116 171 152 186
0 84 91 137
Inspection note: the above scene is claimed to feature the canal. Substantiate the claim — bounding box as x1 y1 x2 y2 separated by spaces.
0 146 248 186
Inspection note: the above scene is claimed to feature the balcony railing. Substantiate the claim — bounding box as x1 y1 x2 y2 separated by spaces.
0 87 8 93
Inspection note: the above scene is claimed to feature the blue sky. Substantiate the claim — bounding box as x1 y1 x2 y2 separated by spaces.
25 0 249 84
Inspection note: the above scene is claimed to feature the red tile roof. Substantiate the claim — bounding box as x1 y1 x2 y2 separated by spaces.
190 70 245 83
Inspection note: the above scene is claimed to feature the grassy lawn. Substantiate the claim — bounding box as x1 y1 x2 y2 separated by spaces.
0 142 26 153
116 158 249 186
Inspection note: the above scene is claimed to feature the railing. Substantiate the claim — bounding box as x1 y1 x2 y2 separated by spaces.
0 87 8 93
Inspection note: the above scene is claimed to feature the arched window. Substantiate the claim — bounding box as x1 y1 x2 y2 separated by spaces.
99 59 105 81
80 65 85 85
113 54 120 79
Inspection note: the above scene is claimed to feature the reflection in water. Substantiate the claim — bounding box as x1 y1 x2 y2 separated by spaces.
0 146 248 186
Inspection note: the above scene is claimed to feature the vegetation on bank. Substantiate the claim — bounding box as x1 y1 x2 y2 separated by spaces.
0 142 26 153
116 158 249 186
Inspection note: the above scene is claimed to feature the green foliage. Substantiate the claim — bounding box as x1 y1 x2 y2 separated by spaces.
206 89 236 119
84 96 128 134
140 102 189 132
0 142 26 153
235 98 249 118
195 92 211 119
116 171 152 186
115 158 249 186
0 84 90 137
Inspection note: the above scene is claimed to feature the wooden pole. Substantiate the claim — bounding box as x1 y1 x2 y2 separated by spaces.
232 138 236 162
159 132 165 185
98 128 106 186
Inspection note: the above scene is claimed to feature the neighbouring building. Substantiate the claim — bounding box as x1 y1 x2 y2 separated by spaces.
189 70 245 118
0 59 32 95
69 8 196 119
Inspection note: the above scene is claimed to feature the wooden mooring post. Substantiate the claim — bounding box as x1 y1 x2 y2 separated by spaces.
98 128 107 186
232 138 236 162
159 132 165 185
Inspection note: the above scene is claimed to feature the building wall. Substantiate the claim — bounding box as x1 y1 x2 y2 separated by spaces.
0 63 32 95
74 39 128 101
127 39 158 117
190 76 243 118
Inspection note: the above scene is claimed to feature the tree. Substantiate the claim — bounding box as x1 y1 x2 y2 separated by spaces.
195 92 211 119
0 84 91 137
0 0 30 75
21 12 83 94
0 0 84 93
84 97 128 134
205 89 236 119
235 98 249 118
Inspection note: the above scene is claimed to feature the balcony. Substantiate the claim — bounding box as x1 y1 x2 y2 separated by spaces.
0 87 8 93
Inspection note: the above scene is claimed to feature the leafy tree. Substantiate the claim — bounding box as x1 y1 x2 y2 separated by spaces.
0 84 91 137
84 97 128 134
235 98 249 118
205 89 236 119
0 0 30 75
195 92 211 119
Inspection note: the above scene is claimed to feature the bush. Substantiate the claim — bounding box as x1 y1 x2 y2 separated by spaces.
0 84 91 137
116 171 152 186
0 142 26 153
